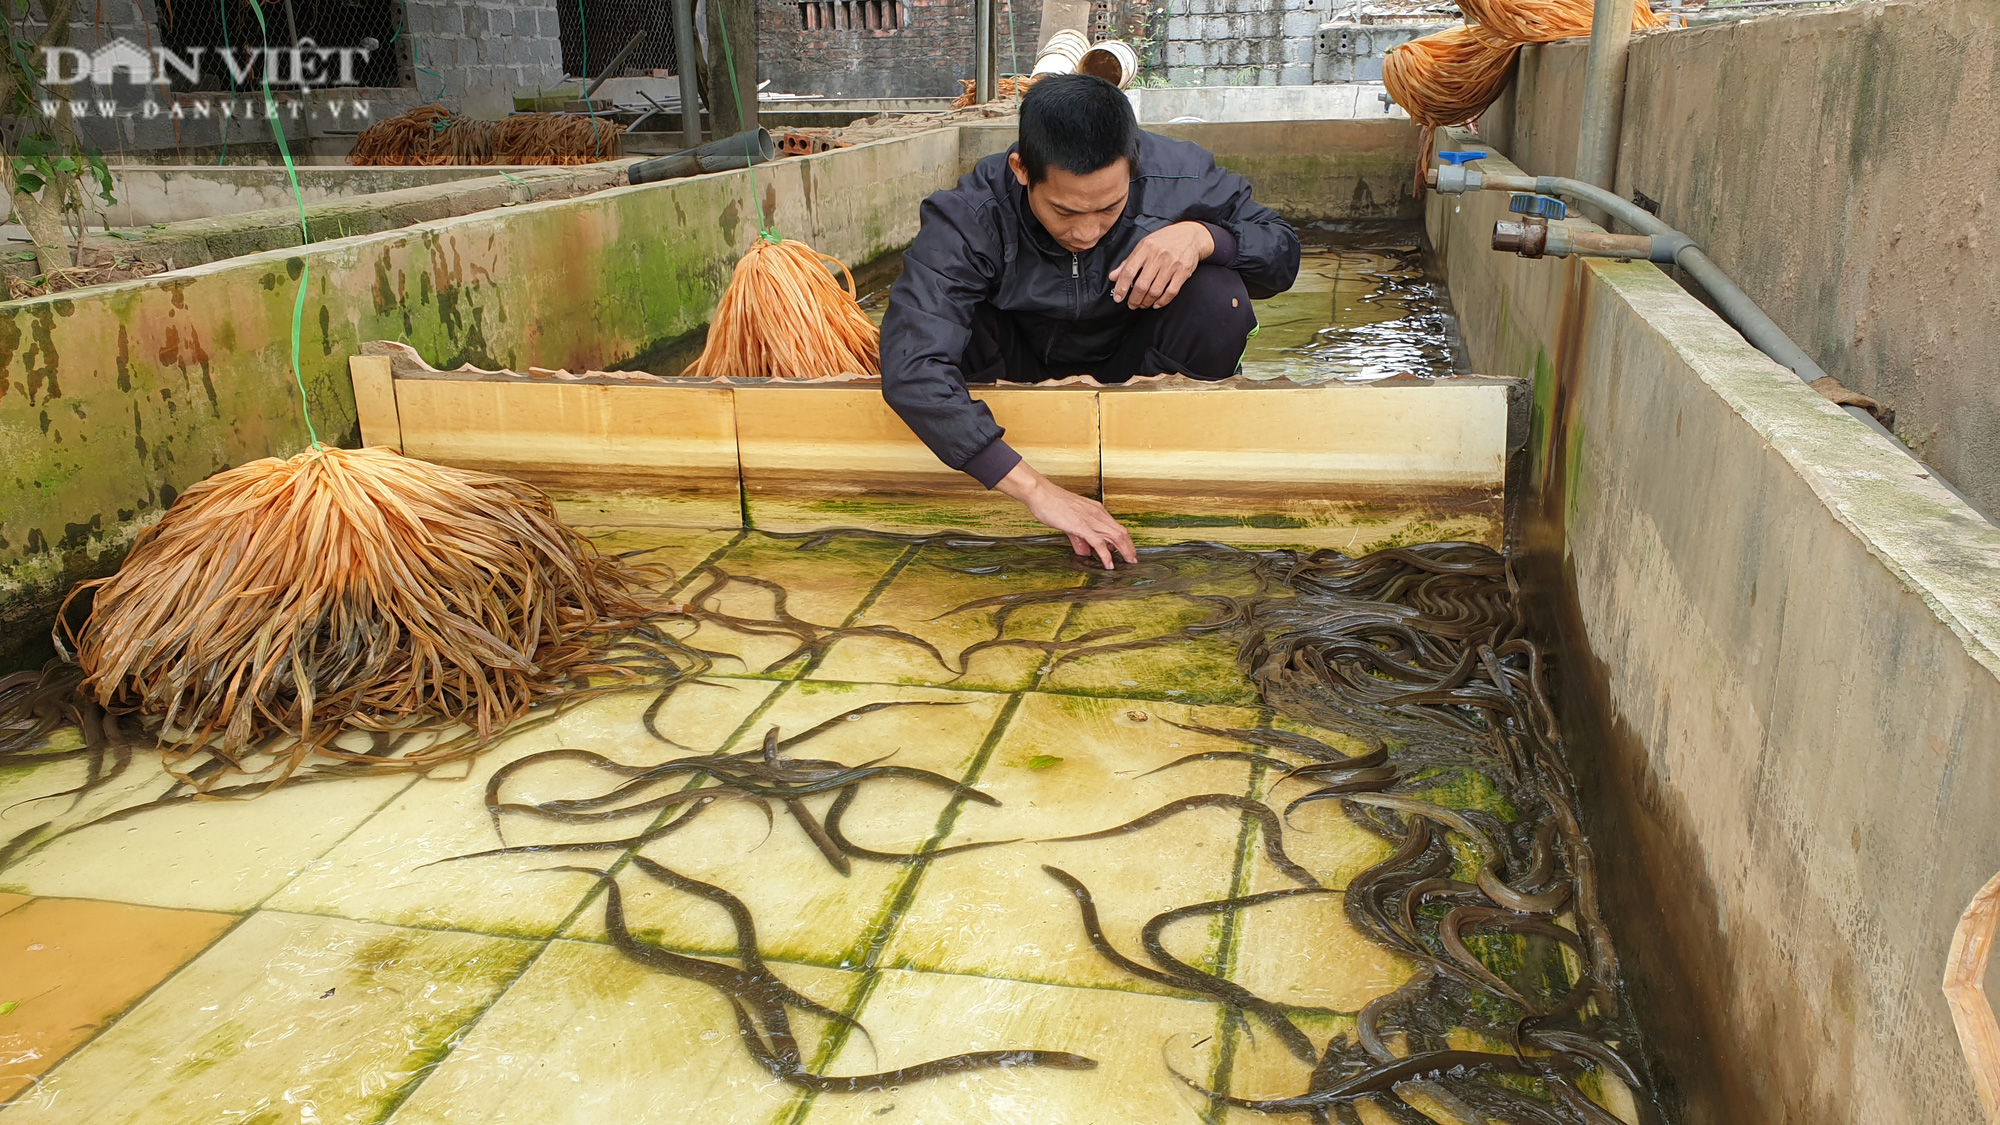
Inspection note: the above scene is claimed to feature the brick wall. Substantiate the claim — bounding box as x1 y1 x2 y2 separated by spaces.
757 0 1045 98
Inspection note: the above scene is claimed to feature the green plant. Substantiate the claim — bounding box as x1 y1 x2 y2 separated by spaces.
1 0 119 279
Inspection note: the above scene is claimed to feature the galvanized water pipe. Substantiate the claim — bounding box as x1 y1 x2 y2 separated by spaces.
672 0 705 148
1572 0 1636 224
974 0 998 101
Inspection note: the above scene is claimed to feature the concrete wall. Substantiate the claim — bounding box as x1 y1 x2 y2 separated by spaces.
0 129 958 670
1156 0 1343 85
1430 135 2000 1125
1480 0 2000 519
102 166 567 226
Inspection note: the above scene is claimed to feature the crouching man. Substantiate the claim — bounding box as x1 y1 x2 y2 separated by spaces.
880 73 1301 568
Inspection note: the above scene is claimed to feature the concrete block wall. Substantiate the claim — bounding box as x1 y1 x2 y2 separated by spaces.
404 0 567 118
1160 0 1341 86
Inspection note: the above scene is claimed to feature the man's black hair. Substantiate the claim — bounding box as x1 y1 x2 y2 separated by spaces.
1017 73 1140 184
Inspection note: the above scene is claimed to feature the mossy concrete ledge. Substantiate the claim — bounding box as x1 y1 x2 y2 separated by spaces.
82 163 634 277
1429 135 2000 1125
0 128 959 669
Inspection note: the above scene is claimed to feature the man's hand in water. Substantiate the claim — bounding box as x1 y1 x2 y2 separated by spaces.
995 461 1137 570
1109 221 1215 310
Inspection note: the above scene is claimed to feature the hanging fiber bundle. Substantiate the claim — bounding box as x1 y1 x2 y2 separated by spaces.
1457 0 1667 48
684 237 882 380
1382 26 1521 129
1383 0 1667 128
58 446 659 786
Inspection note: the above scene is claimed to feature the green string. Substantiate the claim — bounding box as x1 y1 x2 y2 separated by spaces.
577 0 603 153
414 42 446 99
714 8 777 242
244 0 320 448
216 0 236 165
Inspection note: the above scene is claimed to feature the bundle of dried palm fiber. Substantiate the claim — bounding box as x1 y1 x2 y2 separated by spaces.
684 236 881 380
350 103 623 166
950 75 1038 109
58 446 658 788
1383 0 1666 127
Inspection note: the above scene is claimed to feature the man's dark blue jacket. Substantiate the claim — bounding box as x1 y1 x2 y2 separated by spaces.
880 130 1301 486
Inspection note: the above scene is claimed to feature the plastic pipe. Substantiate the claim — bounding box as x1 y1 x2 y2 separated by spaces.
1431 164 1997 522
627 128 775 184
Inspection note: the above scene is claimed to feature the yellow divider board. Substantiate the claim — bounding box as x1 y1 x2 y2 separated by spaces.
359 344 1515 548
733 384 1100 535
1100 380 1509 549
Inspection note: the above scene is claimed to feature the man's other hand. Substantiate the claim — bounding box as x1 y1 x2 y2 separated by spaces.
995 461 1137 570
1108 221 1215 310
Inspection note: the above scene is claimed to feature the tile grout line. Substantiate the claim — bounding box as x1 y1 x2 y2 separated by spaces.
775 597 1087 1124
668 527 753 598
488 534 924 1125
1200 710 1284 1122
460 534 919 947
366 527 767 1124
5 529 815 1118
1 770 426 1111
776 686 1029 1125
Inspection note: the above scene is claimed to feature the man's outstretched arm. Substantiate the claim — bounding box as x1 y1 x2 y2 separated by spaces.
993 461 1137 570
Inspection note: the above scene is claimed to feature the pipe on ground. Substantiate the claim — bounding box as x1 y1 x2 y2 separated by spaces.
628 128 775 184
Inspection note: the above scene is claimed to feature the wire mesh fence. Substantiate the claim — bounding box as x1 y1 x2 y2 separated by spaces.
154 0 409 90
555 0 683 81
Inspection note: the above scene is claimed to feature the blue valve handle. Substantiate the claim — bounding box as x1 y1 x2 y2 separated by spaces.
1509 193 1568 220
1438 150 1487 165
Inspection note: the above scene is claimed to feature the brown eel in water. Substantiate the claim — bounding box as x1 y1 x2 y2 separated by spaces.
1048 793 1322 889
570 862 1096 1091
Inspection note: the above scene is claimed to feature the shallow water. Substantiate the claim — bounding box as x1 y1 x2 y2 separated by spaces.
0 529 1641 1124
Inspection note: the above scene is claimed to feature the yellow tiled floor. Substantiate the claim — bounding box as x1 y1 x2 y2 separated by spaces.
4 911 537 1123
0 898 237 1102
0 527 1547 1123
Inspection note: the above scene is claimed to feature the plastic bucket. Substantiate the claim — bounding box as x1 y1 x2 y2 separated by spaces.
1077 40 1138 88
1032 28 1088 76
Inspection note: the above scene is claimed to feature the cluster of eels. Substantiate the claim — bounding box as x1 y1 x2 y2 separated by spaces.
0 529 1654 1122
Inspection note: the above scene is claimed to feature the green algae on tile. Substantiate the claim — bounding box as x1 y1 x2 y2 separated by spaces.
802 970 1225 1125
272 681 779 938
9 912 536 1125
1401 766 1521 821
387 938 863 1125
811 541 1086 692
562 684 1008 967
881 694 1260 991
